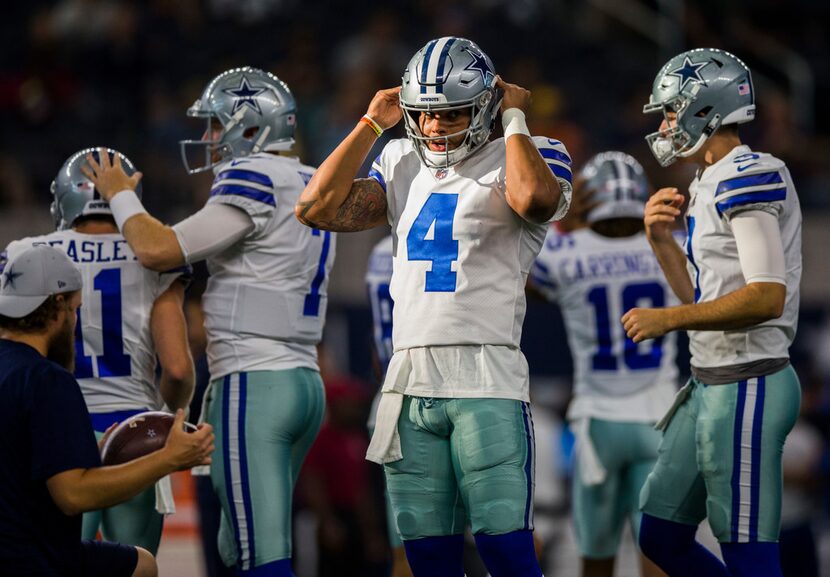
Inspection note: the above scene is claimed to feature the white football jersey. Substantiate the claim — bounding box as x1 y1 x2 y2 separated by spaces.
365 235 394 371
532 227 679 421
370 136 572 351
685 145 801 368
201 153 336 379
5 231 186 412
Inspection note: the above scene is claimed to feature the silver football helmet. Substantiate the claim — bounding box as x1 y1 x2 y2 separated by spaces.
644 48 755 166
579 151 650 224
400 37 501 168
50 148 142 230
180 66 296 174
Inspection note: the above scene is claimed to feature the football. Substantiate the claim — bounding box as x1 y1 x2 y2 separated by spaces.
100 411 197 466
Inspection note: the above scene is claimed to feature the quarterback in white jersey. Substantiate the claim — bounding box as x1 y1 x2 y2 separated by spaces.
298 37 568 577
630 49 802 577
4 148 195 554
532 151 677 577
85 68 334 575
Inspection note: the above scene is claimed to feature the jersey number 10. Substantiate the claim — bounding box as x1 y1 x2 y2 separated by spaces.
75 268 132 379
588 281 664 371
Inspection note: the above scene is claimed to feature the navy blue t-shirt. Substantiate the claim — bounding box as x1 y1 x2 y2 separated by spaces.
0 339 101 575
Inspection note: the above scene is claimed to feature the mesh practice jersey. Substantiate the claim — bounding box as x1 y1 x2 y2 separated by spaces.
684 145 801 369
6 231 186 412
532 227 678 421
201 153 336 378
369 136 572 352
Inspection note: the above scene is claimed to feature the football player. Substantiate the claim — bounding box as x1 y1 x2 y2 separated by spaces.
624 49 802 577
531 152 675 577
365 234 414 576
82 67 336 576
4 148 194 554
297 37 571 577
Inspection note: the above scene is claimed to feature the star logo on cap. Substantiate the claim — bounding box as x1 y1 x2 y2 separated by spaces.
463 46 495 86
223 76 267 115
2 265 22 290
667 56 710 91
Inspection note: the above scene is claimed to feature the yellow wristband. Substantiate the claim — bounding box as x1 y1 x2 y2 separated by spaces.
360 114 383 138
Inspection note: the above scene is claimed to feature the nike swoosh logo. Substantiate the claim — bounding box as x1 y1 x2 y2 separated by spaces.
736 162 758 172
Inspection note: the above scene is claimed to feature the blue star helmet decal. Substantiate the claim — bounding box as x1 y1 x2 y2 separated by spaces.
463 46 495 86
667 56 710 91
223 76 267 115
3 265 22 289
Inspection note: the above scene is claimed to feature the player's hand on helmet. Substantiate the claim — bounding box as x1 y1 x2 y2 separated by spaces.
496 76 531 114
162 409 214 471
366 87 402 131
81 148 143 202
644 188 684 244
621 307 669 343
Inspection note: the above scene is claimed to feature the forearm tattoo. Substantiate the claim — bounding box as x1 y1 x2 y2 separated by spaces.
298 179 387 232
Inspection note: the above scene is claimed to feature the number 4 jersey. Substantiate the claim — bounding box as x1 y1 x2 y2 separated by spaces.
369 136 572 400
532 227 679 422
5 232 187 413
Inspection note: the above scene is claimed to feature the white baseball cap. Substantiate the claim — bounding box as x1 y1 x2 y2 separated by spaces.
0 245 82 318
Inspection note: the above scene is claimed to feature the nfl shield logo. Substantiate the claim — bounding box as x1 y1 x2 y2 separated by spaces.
435 168 448 180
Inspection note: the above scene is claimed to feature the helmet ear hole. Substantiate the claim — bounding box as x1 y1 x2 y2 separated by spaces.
694 106 713 118
243 126 260 139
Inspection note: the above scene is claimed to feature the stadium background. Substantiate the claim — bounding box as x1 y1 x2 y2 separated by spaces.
3 0 829 575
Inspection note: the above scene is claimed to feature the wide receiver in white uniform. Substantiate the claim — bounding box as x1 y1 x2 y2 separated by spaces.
83 68 335 576
4 148 194 554
298 37 571 577
532 151 675 577
627 49 802 577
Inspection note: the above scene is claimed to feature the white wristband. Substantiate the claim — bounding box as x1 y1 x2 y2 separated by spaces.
502 108 530 140
109 189 148 231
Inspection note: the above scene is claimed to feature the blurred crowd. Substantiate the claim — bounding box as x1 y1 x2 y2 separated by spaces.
3 0 830 575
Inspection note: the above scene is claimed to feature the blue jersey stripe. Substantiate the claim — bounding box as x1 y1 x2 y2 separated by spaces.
539 148 572 166
715 171 782 196
547 163 573 183
210 184 276 206
731 379 748 542
369 168 387 192
215 169 274 188
715 188 786 215
748 377 765 541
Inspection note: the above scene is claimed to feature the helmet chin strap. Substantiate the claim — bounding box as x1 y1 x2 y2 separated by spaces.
252 125 271 153
678 113 721 159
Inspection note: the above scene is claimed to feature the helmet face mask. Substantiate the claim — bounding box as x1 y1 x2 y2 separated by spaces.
50 148 141 231
644 49 755 167
400 37 501 169
180 67 297 174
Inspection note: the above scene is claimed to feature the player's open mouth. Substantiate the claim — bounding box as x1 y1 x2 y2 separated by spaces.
428 142 448 152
